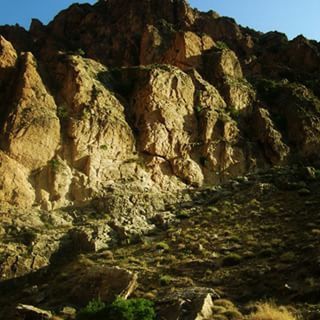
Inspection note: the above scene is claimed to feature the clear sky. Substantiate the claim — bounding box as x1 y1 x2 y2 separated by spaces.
0 0 319 41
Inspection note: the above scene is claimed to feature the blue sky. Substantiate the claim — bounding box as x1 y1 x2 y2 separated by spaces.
0 0 319 41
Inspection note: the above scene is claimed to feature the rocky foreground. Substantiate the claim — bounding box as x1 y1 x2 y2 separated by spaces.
1 0 320 319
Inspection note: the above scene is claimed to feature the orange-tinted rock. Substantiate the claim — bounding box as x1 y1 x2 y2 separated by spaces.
2 52 60 171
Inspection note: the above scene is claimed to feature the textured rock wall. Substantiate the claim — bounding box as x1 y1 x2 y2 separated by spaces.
1 0 320 208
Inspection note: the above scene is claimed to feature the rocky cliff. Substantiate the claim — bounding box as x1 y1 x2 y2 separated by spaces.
1 0 320 210
1 1 320 319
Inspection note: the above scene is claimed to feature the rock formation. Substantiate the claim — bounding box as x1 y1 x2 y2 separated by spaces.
0 0 319 209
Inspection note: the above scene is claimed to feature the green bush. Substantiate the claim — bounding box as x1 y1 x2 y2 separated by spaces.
77 297 155 320
215 41 229 50
77 299 106 320
107 297 155 320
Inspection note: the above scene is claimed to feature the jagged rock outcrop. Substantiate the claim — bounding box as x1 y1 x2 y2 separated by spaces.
0 35 17 85
253 108 289 164
0 151 35 207
0 0 319 210
2 52 60 171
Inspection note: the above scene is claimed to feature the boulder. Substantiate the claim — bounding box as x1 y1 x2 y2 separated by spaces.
157 287 219 320
0 151 35 207
49 259 138 306
16 304 52 320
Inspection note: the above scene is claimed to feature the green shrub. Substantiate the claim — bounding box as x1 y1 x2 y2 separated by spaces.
100 144 108 150
77 297 155 320
107 297 155 320
215 41 229 50
159 274 173 286
77 298 106 320
49 159 61 172
57 105 68 119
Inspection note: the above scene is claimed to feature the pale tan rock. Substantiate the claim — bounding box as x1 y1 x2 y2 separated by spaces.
59 259 138 305
211 48 243 79
16 304 52 320
223 77 256 111
55 56 136 186
171 157 204 186
158 287 219 320
0 151 35 208
253 108 289 164
132 66 196 159
199 111 246 183
48 157 73 204
188 69 226 111
0 35 17 84
140 28 214 70
206 48 255 111
145 156 185 190
164 31 215 70
0 35 17 68
3 52 60 170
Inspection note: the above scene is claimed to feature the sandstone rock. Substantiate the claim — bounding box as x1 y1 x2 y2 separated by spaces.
205 48 255 111
0 151 35 207
2 52 60 171
171 157 204 186
141 28 214 70
53 259 137 305
188 69 226 110
0 35 17 85
68 225 112 252
223 77 256 111
157 287 219 320
198 110 246 183
53 55 136 187
285 35 320 73
209 48 243 79
48 157 73 205
131 65 196 159
16 304 52 320
253 108 289 164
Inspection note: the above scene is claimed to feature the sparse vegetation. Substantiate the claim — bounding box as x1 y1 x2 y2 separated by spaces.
49 158 61 172
247 303 298 320
77 298 106 320
215 41 229 50
57 104 69 119
100 144 108 150
159 274 173 286
75 48 86 57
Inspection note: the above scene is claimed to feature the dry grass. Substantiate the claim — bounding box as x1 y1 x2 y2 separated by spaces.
247 303 297 320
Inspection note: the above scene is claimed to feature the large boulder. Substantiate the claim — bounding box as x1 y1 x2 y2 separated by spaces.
0 151 35 207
